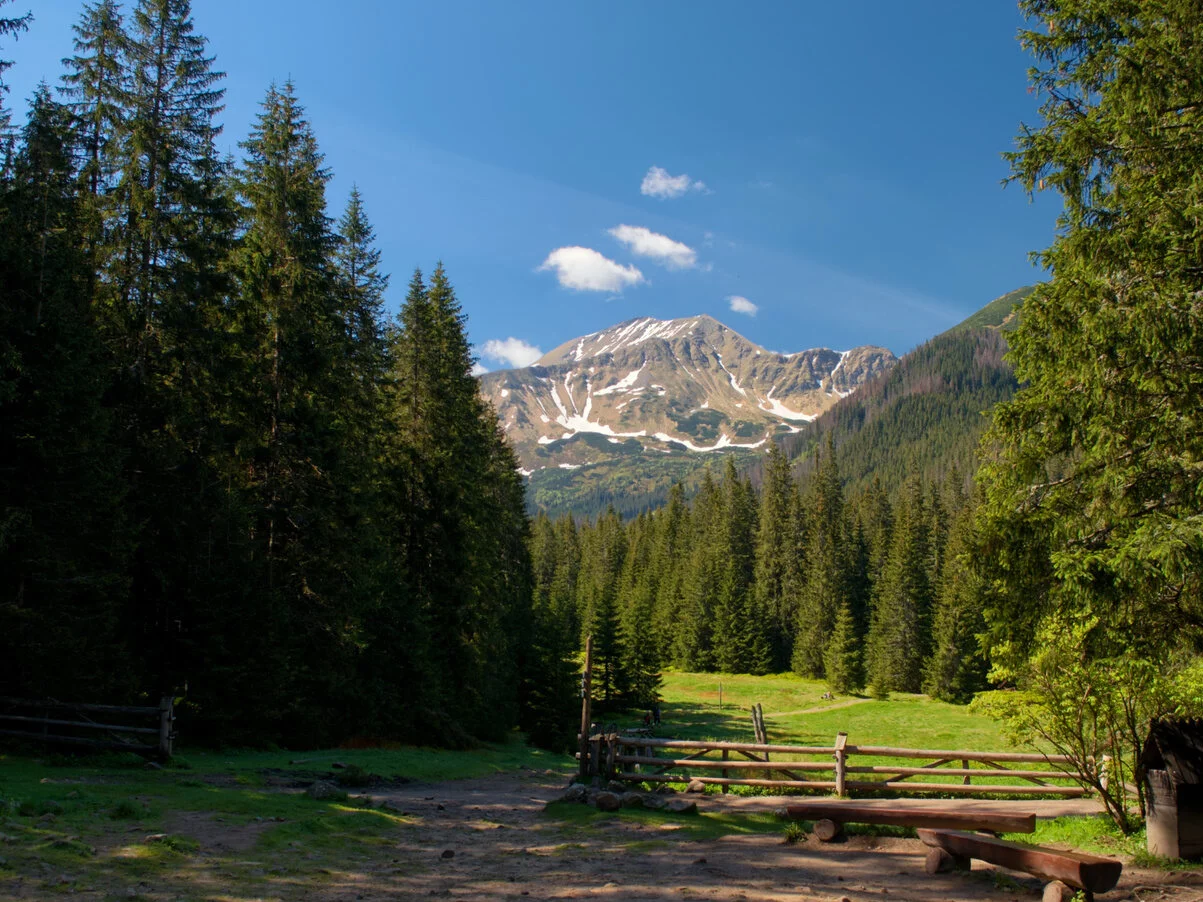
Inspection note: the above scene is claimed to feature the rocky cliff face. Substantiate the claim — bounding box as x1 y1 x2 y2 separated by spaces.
479 314 896 474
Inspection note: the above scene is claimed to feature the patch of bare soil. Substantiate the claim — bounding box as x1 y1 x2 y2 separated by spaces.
311 770 1203 902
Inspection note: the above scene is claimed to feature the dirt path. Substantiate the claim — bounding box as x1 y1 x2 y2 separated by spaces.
11 768 1199 901
346 769 1203 902
769 698 872 718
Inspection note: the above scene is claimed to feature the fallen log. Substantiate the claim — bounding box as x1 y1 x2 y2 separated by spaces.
916 828 1122 895
781 803 1036 837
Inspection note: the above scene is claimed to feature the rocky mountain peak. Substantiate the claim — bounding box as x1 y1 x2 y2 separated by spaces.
480 315 896 475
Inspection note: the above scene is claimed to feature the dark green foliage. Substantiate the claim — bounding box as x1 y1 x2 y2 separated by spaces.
793 440 847 679
0 8 538 750
974 0 1203 829
866 473 933 696
924 503 987 703
824 602 862 694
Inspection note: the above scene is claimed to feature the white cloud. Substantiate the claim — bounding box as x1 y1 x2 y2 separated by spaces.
538 246 645 292
483 337 543 369
607 224 697 269
471 362 489 376
640 165 707 199
728 295 758 316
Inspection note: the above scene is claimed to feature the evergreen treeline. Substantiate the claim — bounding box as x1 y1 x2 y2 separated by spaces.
534 444 989 709
0 1 545 748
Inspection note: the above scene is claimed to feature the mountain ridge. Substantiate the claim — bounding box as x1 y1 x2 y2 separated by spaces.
480 313 895 473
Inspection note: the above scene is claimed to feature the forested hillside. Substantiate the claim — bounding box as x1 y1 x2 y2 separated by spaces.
532 446 988 734
781 287 1033 495
0 1 546 748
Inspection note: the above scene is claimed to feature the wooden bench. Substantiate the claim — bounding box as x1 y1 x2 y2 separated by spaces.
780 803 1036 841
917 828 1123 902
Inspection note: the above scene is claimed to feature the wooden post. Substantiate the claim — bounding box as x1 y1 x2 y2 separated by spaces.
721 748 729 794
963 758 971 786
578 635 593 782
834 732 848 797
157 696 173 760
718 682 722 710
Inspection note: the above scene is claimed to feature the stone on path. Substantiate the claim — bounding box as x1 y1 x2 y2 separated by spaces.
594 791 621 812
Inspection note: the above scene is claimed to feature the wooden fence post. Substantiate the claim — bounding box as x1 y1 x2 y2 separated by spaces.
834 732 848 797
962 758 971 786
578 635 593 782
158 696 174 760
721 748 729 794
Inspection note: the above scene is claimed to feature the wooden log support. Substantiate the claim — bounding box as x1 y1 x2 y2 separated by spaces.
721 748 728 794
782 803 1036 835
925 847 971 874
578 635 593 782
962 757 971 786
834 732 848 797
813 818 843 842
916 829 1123 896
158 696 174 760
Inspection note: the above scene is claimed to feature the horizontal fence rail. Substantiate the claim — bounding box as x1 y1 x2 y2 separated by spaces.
588 731 1089 798
0 696 174 760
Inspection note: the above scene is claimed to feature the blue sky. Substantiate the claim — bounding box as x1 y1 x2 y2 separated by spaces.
4 1 1059 366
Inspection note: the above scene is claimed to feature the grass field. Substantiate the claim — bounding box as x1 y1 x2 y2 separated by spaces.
651 670 1013 750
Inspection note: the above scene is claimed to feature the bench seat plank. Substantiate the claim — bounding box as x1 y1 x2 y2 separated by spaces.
782 804 1036 834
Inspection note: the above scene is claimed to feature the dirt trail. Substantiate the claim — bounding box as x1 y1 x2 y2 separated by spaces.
768 698 872 718
351 769 1203 902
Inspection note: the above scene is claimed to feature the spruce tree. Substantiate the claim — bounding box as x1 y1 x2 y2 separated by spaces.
923 502 987 703
865 472 931 696
793 439 847 678
753 443 801 670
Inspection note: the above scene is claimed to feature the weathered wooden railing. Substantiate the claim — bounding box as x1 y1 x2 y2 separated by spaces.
594 731 1088 797
0 696 175 760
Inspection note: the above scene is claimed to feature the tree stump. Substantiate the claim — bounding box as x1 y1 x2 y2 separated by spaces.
813 818 843 842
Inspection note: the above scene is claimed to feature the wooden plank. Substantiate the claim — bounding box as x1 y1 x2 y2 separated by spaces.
735 748 805 782
845 780 1087 796
782 803 1036 834
0 715 159 735
852 745 1073 764
0 698 160 716
616 756 832 772
845 765 1075 780
0 729 156 753
617 773 839 790
619 737 834 755
916 829 1122 894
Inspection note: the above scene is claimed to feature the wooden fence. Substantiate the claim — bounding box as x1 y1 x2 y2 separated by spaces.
0 696 175 760
584 730 1089 797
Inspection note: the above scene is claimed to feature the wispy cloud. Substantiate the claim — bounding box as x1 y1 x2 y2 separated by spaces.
640 165 708 199
538 246 645 292
608 224 697 269
728 295 758 316
470 362 489 376
482 337 543 369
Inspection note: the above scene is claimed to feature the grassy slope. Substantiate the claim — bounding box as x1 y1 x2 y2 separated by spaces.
654 671 1010 749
